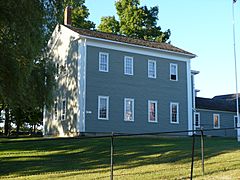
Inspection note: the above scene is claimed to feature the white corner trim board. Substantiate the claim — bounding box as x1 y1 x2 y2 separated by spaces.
77 38 87 132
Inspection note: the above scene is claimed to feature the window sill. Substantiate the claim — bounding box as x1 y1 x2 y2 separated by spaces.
148 121 158 123
124 119 134 122
98 118 109 121
170 122 179 124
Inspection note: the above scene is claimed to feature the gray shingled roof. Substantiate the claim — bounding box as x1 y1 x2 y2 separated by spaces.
213 94 240 101
66 25 196 57
196 97 237 112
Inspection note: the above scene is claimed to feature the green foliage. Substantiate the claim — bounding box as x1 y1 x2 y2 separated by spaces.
52 0 95 29
0 0 58 135
70 1 95 29
98 0 170 42
0 0 45 107
98 16 120 34
0 0 95 135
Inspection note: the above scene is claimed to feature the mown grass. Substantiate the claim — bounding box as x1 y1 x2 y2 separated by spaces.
0 136 239 179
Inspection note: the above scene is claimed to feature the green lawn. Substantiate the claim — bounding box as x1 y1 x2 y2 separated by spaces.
0 136 240 179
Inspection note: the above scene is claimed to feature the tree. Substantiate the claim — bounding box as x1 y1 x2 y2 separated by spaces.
98 16 120 34
0 0 94 136
0 0 56 136
98 0 170 42
51 0 95 29
0 0 47 135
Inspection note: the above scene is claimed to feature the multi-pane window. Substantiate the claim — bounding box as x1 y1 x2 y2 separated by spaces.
194 112 200 128
54 100 58 121
98 96 109 120
124 56 133 75
148 100 157 122
124 98 134 121
55 63 59 77
213 114 220 129
148 60 156 78
61 98 66 121
61 58 67 75
170 63 178 81
170 102 179 123
234 115 238 128
99 52 109 72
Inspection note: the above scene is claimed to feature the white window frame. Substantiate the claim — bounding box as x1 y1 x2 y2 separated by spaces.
124 98 134 121
213 114 220 129
170 63 178 81
61 98 66 121
234 115 238 128
148 100 158 123
98 96 109 120
170 102 179 124
60 62 67 76
124 56 133 75
148 60 157 78
55 63 59 78
54 99 58 121
99 52 109 72
194 112 200 128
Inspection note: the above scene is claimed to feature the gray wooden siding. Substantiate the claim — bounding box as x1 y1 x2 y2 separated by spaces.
84 45 189 134
196 109 237 137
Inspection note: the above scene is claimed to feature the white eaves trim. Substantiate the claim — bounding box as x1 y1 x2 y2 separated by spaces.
70 34 196 62
84 37 194 62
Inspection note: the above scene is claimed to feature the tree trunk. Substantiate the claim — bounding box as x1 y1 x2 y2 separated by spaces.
16 120 20 137
4 108 10 136
33 124 36 134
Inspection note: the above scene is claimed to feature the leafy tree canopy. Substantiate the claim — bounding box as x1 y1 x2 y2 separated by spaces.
98 0 170 42
51 0 95 29
98 16 120 34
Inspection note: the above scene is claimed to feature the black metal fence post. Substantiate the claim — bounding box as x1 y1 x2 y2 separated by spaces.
190 133 195 180
200 129 205 176
110 132 114 180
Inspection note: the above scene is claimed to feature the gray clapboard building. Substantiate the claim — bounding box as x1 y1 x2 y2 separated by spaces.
194 95 238 137
43 13 196 137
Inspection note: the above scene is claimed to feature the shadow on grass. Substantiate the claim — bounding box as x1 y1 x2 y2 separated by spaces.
0 136 239 178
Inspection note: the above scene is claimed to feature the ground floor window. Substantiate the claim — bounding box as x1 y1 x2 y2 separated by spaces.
170 102 179 124
213 114 220 129
234 115 238 128
194 112 200 128
61 98 66 121
54 99 58 121
98 96 109 120
148 100 157 122
124 98 134 121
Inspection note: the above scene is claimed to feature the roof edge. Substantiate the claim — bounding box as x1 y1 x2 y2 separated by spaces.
63 25 196 58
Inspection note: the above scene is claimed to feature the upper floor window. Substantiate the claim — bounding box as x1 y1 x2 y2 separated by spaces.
98 96 109 120
99 52 109 72
61 98 66 121
124 98 134 121
148 100 157 122
234 115 238 128
55 63 59 77
194 112 200 128
170 63 178 81
148 60 156 78
124 56 133 75
170 102 179 124
213 114 220 129
60 62 67 75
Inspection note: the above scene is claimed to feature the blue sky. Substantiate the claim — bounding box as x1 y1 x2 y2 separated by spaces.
85 0 240 98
